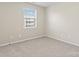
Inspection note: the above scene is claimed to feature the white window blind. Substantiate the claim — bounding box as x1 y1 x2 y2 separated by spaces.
23 8 37 28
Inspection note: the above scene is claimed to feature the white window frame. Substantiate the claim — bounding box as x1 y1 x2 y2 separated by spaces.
23 7 37 29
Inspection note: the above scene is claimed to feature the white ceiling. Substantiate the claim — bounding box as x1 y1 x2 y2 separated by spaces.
31 2 55 7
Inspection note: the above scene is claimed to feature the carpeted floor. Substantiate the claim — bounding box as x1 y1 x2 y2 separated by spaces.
0 37 79 57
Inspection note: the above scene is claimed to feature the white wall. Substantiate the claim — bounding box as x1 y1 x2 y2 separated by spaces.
46 3 79 46
0 2 46 45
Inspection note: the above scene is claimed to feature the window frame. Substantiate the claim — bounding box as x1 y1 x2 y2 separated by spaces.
23 7 37 29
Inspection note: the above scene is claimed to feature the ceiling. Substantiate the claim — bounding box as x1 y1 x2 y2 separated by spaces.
31 2 56 7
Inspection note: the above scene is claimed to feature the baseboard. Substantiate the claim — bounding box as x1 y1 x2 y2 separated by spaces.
0 34 45 47
47 34 79 47
1 34 79 47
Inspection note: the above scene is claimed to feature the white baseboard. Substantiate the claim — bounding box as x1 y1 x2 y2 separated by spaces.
47 34 79 47
1 34 79 48
0 34 45 47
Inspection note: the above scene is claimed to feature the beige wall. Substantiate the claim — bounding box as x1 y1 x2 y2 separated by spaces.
46 3 79 46
0 2 45 45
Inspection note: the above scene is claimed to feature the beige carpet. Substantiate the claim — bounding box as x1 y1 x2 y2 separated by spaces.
0 37 79 57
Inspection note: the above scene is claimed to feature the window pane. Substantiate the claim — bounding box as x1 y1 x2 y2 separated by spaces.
23 7 37 28
23 8 36 17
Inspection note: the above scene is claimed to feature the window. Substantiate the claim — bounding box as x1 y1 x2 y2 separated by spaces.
23 8 37 28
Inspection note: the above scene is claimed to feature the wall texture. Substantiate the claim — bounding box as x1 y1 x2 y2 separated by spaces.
0 2 45 45
46 3 79 46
